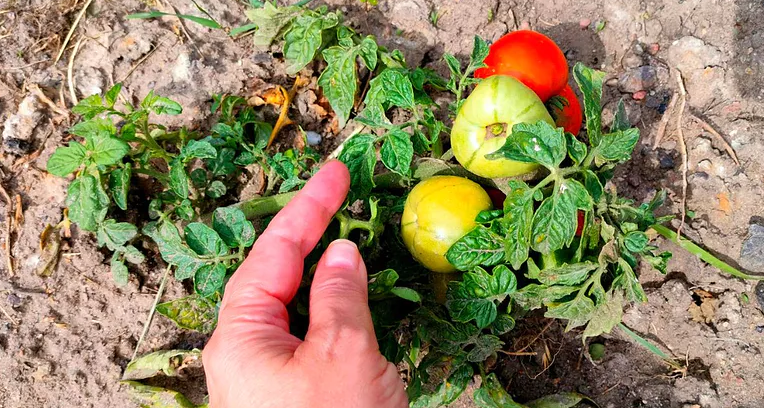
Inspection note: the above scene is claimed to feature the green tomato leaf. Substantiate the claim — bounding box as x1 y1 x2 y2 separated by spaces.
97 219 138 251
380 128 413 176
594 128 639 164
391 287 421 303
373 69 416 109
491 314 516 335
283 12 340 74
502 180 534 269
184 223 228 257
212 207 256 248
87 134 129 166
644 251 672 274
111 256 129 286
531 179 592 254
513 283 581 310
69 118 117 141
358 35 379 71
318 46 358 128
175 199 195 221
190 168 208 188
544 294 596 330
71 94 108 119
582 169 603 203
624 231 649 252
565 133 587 165
123 349 201 381
206 180 227 199
537 262 599 286
245 2 301 48
446 226 505 271
104 83 122 108
582 290 624 344
144 221 206 280
109 164 131 210
444 53 461 82
573 63 606 147
526 393 589 408
410 364 472 408
487 121 566 171
66 175 109 232
473 373 525 408
123 245 145 265
169 163 190 199
338 134 376 201
206 148 236 177
144 92 182 115
611 98 630 132
123 381 199 408
156 294 218 334
368 269 399 300
447 265 517 328
467 35 489 72
615 258 647 303
194 263 226 297
467 334 504 363
181 140 217 161
47 142 87 176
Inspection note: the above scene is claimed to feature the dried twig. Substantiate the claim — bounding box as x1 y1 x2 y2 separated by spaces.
0 182 14 277
67 37 86 105
0 302 18 325
53 0 95 65
131 265 171 361
652 92 678 149
3 59 51 71
690 114 740 166
28 84 69 118
514 319 555 354
14 195 23 225
675 70 688 239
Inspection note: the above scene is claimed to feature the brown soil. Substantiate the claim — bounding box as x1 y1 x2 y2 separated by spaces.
1 0 763 407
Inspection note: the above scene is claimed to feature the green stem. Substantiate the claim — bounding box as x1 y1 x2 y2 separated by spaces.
140 121 173 161
652 224 764 280
233 191 298 220
335 211 374 239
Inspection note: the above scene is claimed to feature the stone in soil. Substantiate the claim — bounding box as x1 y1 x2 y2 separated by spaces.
618 66 658 93
756 281 764 312
740 224 764 272
668 36 723 73
1 94 42 155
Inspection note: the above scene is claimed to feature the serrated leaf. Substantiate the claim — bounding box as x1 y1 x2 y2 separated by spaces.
104 83 122 108
513 284 582 310
595 128 639 164
144 222 205 280
582 169 603 203
374 69 415 109
123 381 199 408
644 251 671 274
206 180 227 198
531 179 592 254
545 294 596 330
317 46 358 128
537 262 599 286
446 226 505 271
615 258 647 303
169 163 189 199
448 265 516 328
573 63 606 147
491 314 516 335
338 134 376 201
487 121 566 170
503 180 534 269
526 393 589 408
97 219 138 251
212 207 256 248
175 199 195 221
468 334 504 362
467 36 490 72
368 268 399 299
47 143 87 176
611 98 630 132
123 349 202 380
358 35 378 70
184 223 228 257
69 118 117 140
473 373 525 408
71 94 108 119
565 133 587 164
410 364 472 408
109 165 131 210
123 245 145 265
582 290 624 344
87 134 129 166
380 128 413 176
181 140 217 161
111 256 129 286
149 96 183 116
624 231 649 252
283 12 339 74
156 294 218 333
206 147 236 177
245 2 301 48
66 175 109 232
443 53 461 80
194 263 226 297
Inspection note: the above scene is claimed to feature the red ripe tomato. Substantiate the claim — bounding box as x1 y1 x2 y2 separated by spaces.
484 187 507 209
474 30 569 102
575 210 585 236
550 84 583 136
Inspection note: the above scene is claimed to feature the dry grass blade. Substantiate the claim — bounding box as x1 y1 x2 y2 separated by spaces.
0 302 18 325
1 181 14 277
3 59 51 71
28 84 69 118
675 69 688 239
652 92 678 149
54 0 95 65
67 37 86 105
131 265 172 361
690 114 740 166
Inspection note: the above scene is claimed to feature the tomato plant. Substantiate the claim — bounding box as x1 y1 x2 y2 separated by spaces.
549 84 584 135
474 30 569 102
451 75 554 178
48 3 756 407
402 176 492 273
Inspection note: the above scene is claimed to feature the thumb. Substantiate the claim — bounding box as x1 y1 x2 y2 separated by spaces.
303 239 377 352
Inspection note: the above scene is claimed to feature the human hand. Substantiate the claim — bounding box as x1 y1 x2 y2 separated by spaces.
203 160 408 408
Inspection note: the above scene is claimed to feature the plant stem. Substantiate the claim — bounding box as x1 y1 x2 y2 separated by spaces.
140 121 173 161
234 191 298 220
652 224 764 281
130 265 171 363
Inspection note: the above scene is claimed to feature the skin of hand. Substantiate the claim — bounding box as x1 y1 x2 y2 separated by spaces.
203 160 408 408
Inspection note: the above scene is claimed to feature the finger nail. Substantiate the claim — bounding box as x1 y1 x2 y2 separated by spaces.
324 239 360 270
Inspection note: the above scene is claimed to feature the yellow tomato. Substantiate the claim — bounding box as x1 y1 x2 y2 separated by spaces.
401 176 492 273
451 75 555 178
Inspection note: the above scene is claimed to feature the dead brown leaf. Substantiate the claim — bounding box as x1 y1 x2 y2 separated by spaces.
36 224 62 277
688 289 716 324
717 192 731 215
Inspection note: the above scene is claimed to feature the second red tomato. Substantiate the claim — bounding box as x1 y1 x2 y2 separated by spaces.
550 84 583 136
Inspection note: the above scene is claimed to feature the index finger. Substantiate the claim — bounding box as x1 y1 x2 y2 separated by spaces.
223 160 350 307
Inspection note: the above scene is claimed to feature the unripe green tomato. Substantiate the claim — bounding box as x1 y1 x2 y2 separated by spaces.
401 176 492 273
451 75 555 178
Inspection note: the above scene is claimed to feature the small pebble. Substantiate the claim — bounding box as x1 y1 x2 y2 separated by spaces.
648 43 660 55
632 90 647 100
6 293 22 308
755 281 764 311
756 325 764 334
305 131 322 146
579 19 591 29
